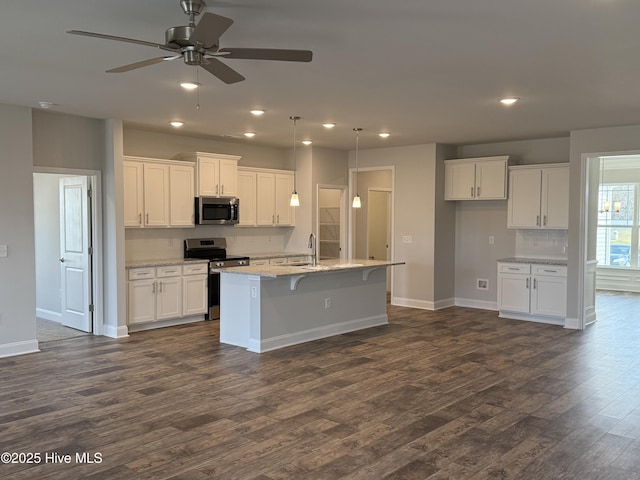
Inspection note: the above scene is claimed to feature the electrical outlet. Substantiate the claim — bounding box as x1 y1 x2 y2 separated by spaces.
477 279 489 291
324 298 331 309
402 235 412 244
0 245 7 257
489 236 495 245
251 287 257 298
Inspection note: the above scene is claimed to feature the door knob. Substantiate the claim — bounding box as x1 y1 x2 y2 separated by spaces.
59 258 65 263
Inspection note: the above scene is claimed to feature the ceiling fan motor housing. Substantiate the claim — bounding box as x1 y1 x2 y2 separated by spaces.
180 0 205 17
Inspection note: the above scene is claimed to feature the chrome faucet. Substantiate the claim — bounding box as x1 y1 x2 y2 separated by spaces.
308 233 317 266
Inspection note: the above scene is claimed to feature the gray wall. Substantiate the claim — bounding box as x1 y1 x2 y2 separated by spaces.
0 104 37 355
124 127 289 169
353 170 392 259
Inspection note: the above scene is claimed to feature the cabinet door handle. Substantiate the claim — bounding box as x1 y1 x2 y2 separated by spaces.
277 214 280 224
138 213 142 225
152 281 156 294
533 278 537 289
221 185 224 195
477 186 480 197
216 184 219 195
536 215 540 227
158 281 162 293
470 186 474 198
272 214 275 225
145 213 149 225
526 278 529 289
543 215 547 226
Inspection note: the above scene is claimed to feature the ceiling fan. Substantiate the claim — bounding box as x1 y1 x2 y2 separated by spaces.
67 0 313 84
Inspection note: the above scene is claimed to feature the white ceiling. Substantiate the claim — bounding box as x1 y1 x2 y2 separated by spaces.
3 0 640 150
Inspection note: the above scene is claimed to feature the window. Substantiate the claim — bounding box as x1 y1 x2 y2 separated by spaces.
597 183 637 268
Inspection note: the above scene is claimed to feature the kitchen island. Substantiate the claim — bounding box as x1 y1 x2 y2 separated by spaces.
215 259 404 353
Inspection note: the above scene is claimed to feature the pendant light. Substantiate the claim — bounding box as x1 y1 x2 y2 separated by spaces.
290 116 300 207
352 128 362 208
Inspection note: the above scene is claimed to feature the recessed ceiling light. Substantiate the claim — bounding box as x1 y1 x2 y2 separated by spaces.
250 109 265 116
38 101 57 109
322 123 336 129
180 82 200 90
379 132 391 138
244 132 256 138
500 97 519 105
302 140 312 146
170 121 184 127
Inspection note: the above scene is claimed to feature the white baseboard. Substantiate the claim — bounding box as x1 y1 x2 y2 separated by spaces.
36 308 61 322
0 339 40 358
102 324 129 338
392 297 436 310
498 311 564 326
564 317 581 329
249 314 388 353
454 298 498 311
127 316 204 333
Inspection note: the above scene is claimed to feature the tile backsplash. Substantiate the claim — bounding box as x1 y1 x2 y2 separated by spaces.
515 229 568 259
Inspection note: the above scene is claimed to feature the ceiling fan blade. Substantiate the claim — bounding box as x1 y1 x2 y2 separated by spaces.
189 12 234 49
67 30 178 53
201 57 245 84
106 56 179 73
219 48 312 62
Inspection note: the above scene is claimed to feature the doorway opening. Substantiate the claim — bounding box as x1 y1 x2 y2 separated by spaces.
317 185 347 260
33 169 102 341
582 153 640 328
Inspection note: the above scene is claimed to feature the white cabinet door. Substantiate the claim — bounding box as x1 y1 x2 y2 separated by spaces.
156 276 182 320
476 160 507 199
274 173 295 226
219 158 238 197
541 166 569 229
183 274 208 316
445 162 475 200
123 161 144 227
237 170 257 226
197 157 219 197
531 275 567 317
169 164 195 227
128 279 156 324
143 163 170 227
508 169 542 228
497 273 530 313
257 172 276 226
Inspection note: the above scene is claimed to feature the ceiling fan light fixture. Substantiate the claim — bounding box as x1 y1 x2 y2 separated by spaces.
379 132 390 138
302 140 312 146
180 81 200 90
500 97 519 105
243 132 256 138
250 109 265 116
322 123 336 129
170 121 184 127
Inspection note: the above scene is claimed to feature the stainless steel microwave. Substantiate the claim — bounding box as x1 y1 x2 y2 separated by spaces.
195 197 239 225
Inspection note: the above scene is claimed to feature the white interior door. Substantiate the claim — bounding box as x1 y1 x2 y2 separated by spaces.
59 176 92 332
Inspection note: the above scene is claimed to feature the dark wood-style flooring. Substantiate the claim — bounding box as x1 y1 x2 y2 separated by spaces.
2 293 640 479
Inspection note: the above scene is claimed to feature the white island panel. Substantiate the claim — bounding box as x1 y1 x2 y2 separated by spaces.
219 265 391 353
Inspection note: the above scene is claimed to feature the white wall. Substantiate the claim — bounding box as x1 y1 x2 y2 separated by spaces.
0 104 38 357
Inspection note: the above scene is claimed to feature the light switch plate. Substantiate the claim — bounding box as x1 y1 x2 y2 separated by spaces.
402 235 413 244
0 245 7 258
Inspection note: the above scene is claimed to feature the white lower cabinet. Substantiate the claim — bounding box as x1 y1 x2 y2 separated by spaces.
127 262 208 327
497 262 567 324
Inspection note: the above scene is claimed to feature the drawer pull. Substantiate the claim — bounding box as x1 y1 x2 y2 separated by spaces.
508 267 520 270
543 269 557 273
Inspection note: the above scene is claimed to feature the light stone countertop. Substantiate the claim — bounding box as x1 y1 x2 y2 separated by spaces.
126 258 209 269
215 258 405 278
498 257 568 266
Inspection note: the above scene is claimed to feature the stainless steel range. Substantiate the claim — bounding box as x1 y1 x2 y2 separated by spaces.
184 238 249 319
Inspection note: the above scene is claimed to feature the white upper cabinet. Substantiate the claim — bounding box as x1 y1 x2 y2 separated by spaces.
237 168 257 226
507 164 569 229
245 168 295 227
180 152 239 197
444 156 510 200
123 156 195 228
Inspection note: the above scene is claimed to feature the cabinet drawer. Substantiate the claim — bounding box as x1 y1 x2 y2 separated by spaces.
269 258 287 265
251 259 269 266
183 263 209 275
287 256 308 264
128 267 155 280
532 265 567 277
498 263 531 274
157 265 182 278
